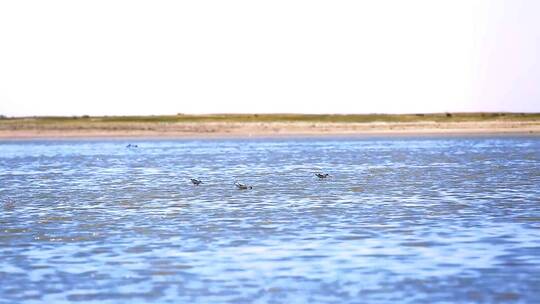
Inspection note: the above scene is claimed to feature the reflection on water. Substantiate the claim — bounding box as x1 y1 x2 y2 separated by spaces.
1 136 539 303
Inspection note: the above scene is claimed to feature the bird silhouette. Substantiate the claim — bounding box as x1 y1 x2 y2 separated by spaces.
315 173 330 179
235 182 252 190
190 178 203 185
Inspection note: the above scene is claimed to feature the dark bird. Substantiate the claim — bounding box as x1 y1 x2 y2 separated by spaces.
315 173 330 179
126 144 138 148
235 182 252 190
190 178 203 185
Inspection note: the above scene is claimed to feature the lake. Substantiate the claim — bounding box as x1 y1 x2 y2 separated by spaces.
1 136 539 303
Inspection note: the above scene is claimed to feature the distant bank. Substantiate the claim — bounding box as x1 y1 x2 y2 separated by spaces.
1 113 539 139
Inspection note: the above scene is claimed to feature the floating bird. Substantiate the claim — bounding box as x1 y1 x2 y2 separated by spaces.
190 178 203 185
126 144 138 148
235 182 252 190
315 173 330 179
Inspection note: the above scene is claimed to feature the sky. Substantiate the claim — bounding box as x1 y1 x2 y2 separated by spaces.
0 0 539 116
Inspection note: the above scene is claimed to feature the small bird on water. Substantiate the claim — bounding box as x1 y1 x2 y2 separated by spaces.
235 182 252 190
315 173 330 179
190 178 203 185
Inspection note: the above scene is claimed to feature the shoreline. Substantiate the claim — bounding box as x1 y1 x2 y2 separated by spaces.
1 121 539 140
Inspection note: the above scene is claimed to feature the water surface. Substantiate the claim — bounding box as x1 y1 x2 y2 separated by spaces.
1 136 539 303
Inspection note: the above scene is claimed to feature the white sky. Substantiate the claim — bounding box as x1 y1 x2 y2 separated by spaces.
0 0 539 116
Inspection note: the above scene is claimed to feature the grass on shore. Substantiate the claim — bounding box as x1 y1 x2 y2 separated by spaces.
1 112 539 126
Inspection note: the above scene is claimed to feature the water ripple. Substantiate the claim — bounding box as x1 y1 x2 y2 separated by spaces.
1 136 539 303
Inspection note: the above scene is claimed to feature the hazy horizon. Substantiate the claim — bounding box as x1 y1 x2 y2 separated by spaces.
1 0 539 116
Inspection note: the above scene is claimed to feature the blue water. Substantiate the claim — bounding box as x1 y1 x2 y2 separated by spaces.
1 136 539 303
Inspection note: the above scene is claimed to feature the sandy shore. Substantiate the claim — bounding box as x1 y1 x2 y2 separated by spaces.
1 120 539 139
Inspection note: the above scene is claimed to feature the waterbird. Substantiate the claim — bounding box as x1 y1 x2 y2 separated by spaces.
126 144 138 148
190 178 203 185
315 173 330 179
235 182 252 190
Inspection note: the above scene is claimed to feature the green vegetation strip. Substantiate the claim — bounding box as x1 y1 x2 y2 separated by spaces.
1 113 539 125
